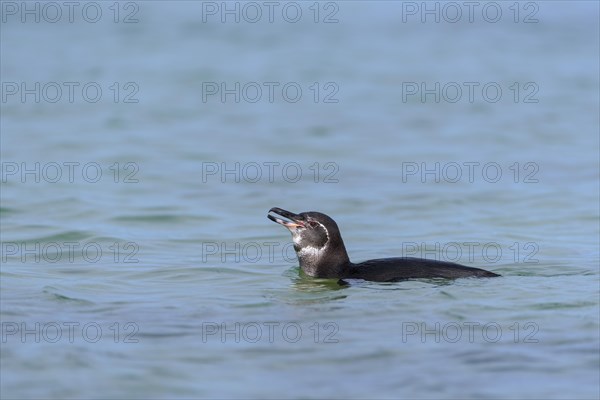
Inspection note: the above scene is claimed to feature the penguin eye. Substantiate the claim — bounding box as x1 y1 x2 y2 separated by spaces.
307 221 319 228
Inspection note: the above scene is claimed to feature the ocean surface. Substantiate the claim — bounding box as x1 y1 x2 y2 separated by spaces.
1 1 599 399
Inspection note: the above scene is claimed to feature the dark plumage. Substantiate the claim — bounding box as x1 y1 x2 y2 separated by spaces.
268 207 500 282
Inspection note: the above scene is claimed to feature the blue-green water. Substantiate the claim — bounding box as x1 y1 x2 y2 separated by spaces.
1 1 599 399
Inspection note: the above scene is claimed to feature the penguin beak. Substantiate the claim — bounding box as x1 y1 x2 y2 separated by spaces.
268 207 306 228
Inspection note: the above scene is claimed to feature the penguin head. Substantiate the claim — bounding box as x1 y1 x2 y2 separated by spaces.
268 207 350 278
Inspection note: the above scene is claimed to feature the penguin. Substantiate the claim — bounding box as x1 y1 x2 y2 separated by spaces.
268 207 500 282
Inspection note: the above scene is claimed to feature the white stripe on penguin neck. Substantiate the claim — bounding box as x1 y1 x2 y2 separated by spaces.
293 219 330 256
